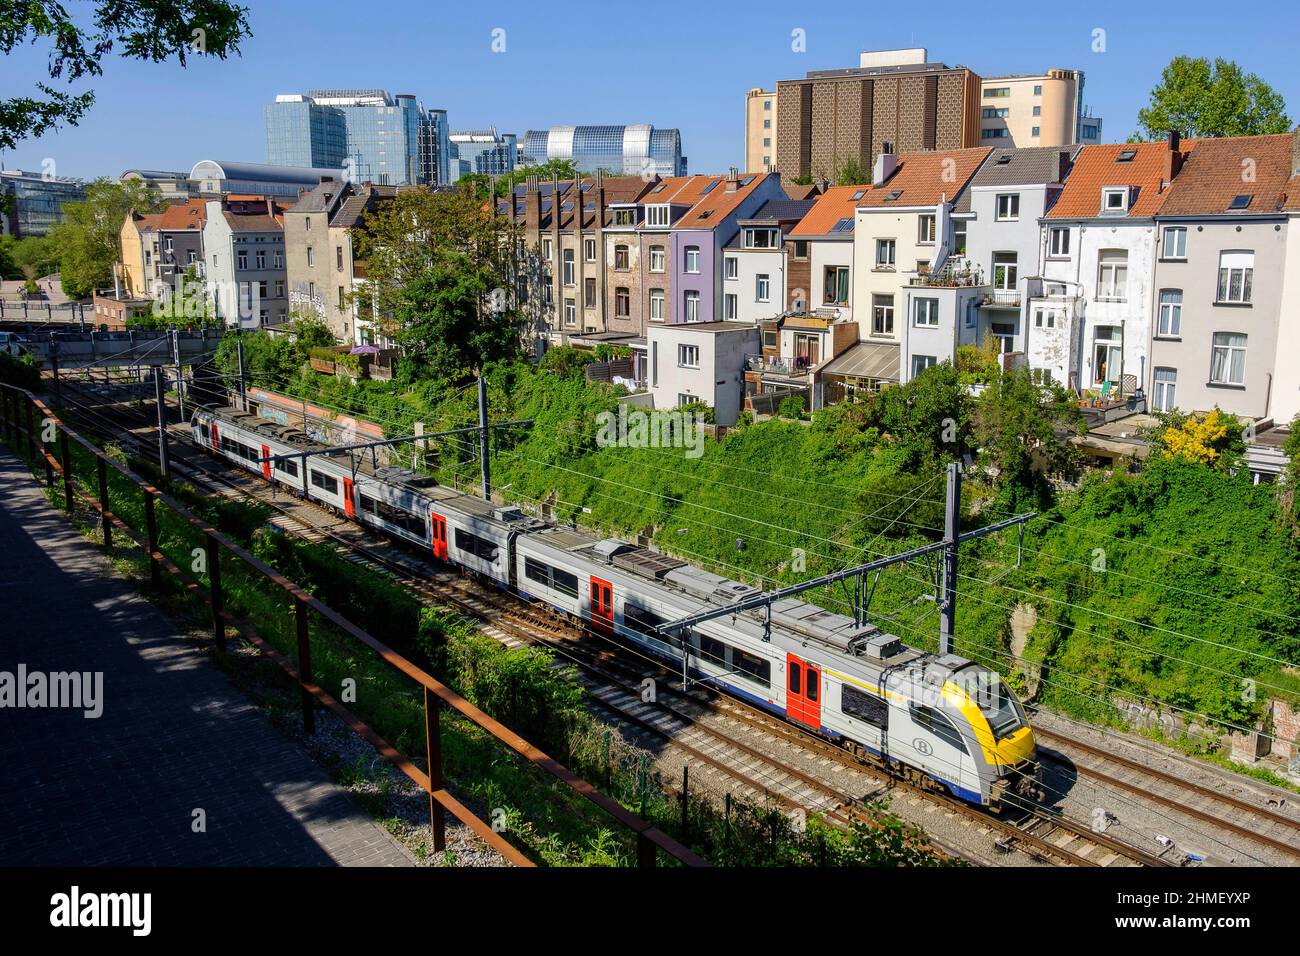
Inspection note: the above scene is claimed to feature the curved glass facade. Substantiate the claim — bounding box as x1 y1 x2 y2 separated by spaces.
523 125 684 176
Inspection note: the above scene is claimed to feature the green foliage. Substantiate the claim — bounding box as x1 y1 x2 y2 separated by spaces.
9 234 59 281
0 0 252 150
871 362 969 469
955 339 1000 386
833 155 870 187
538 345 597 377
777 395 805 420
49 178 167 298
1135 56 1291 139
0 234 15 279
0 351 42 390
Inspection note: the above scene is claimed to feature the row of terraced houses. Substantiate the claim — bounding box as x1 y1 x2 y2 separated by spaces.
501 132 1300 459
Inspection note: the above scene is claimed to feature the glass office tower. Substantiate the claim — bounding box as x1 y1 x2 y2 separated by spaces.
522 125 685 176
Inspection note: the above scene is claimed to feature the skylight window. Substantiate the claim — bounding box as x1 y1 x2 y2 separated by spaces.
652 182 667 193
996 154 1012 165
832 217 854 233
700 180 719 195
851 189 866 200
1116 149 1137 162
1230 194 1253 210
740 175 755 186
885 190 902 202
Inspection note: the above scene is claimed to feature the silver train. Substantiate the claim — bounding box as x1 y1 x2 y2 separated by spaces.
192 405 1041 809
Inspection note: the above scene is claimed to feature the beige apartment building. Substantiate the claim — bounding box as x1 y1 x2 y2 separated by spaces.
979 70 1102 148
744 88 777 173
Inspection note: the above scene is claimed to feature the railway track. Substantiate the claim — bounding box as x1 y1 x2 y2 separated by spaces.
47 381 1200 867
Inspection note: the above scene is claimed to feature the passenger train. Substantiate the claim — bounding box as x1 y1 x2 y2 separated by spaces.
192 405 1042 809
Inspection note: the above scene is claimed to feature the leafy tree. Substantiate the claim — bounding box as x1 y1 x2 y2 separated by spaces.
834 155 870 186
495 158 580 196
972 368 1084 508
0 234 15 279
1 1 252 149
1135 56 1291 140
1151 408 1245 469
9 234 58 281
870 362 970 469
48 178 167 298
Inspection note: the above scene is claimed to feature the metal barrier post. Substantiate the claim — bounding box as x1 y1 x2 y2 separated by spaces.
636 831 657 868
424 687 447 852
294 596 314 734
25 399 36 461
206 533 224 651
97 456 112 549
59 429 73 512
143 490 161 589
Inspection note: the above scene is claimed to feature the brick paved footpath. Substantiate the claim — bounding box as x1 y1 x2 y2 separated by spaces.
0 447 412 866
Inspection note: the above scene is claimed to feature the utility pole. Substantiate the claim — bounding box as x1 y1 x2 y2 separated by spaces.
235 336 247 411
939 461 962 656
172 328 185 421
153 366 171 480
478 376 491 501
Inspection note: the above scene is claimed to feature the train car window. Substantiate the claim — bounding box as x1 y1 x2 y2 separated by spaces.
789 662 801 693
524 557 550 588
361 494 425 536
697 635 727 669
550 567 578 597
454 528 499 563
841 685 887 727
806 670 818 701
909 705 967 753
309 470 339 495
274 458 299 478
623 600 676 642
732 649 771 687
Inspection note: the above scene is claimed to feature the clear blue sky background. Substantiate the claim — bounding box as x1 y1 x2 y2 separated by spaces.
3 0 1299 179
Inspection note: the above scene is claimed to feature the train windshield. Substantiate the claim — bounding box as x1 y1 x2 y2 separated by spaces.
952 666 1026 739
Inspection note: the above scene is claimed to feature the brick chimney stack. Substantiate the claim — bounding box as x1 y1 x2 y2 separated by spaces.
725 166 740 192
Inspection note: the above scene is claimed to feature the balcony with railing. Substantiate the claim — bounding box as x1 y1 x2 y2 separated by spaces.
745 353 816 378
908 265 984 289
982 288 1021 309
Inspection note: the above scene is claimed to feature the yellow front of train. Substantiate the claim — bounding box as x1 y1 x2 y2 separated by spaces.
942 666 1042 807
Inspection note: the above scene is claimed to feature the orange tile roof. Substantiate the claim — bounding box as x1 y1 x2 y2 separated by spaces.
1045 141 1195 219
640 174 722 209
156 198 208 230
1157 134 1294 217
856 148 991 209
674 172 775 229
789 184 870 237
1286 174 1300 211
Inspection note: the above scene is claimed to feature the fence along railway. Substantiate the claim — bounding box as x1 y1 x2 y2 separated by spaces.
39 374 1273 868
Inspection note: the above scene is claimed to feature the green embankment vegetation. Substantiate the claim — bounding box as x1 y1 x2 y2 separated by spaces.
214 340 1300 755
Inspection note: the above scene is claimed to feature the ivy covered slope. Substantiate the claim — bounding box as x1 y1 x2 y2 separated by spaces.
219 341 1300 735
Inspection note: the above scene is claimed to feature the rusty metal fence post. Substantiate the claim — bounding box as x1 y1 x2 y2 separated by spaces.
97 456 112 549
207 532 224 651
143 489 161 589
59 429 73 512
294 596 314 734
424 687 447 852
25 398 36 462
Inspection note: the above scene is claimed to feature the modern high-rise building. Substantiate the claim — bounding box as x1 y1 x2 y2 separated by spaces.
744 89 777 173
774 49 982 182
265 90 449 187
0 169 87 237
522 125 685 177
448 129 517 182
979 70 1103 148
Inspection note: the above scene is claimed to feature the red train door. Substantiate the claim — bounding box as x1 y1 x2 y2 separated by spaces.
590 577 613 633
261 444 272 479
210 422 219 450
786 654 821 729
342 477 355 518
429 514 447 560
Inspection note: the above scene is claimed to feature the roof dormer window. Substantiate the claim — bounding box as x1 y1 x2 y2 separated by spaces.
745 227 779 249
645 204 670 227
1101 187 1130 214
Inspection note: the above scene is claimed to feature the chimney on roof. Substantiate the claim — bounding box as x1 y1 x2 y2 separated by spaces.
1166 130 1185 183
725 166 740 192
873 141 899 185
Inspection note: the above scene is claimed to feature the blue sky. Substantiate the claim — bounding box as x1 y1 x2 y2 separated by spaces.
3 0 1299 179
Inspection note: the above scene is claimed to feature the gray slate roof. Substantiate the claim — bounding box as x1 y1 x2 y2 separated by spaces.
951 145 1080 214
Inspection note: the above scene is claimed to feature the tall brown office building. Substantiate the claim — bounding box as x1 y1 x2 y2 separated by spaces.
775 50 982 181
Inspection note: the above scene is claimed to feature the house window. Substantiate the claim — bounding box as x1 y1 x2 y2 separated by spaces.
613 208 636 226
1157 290 1183 337
1093 326 1122 385
645 205 670 227
982 128 1011 139
992 251 1018 290
1033 84 1042 95
337 286 346 309
875 239 896 268
985 87 1010 97
953 219 968 256
584 277 596 308
615 244 630 270
745 227 779 249
724 293 738 319
677 393 696 407
793 240 809 260
305 247 314 267
238 250 248 269
685 246 701 273
304 217 312 233
649 289 665 322
871 294 894 335
1216 251 1254 304
1102 187 1128 213
307 281 315 298
257 280 268 298
615 287 630 317
562 249 575 285
917 215 936 243
273 251 282 268
684 290 700 322
1032 105 1042 117
823 266 849 305
255 250 266 269
678 344 700 368
1162 227 1187 260
584 238 596 262
756 274 770 302
274 280 284 297
982 107 1009 118
187 250 197 264
1153 368 1178 411
1031 126 1040 137
543 237 553 258
1210 333 1247 385
913 297 939 327
564 298 576 326
336 245 344 269
1033 309 1058 329
1097 250 1128 301
1048 227 1070 257
911 355 937 378
649 245 665 272
724 256 738 279
995 194 1020 221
